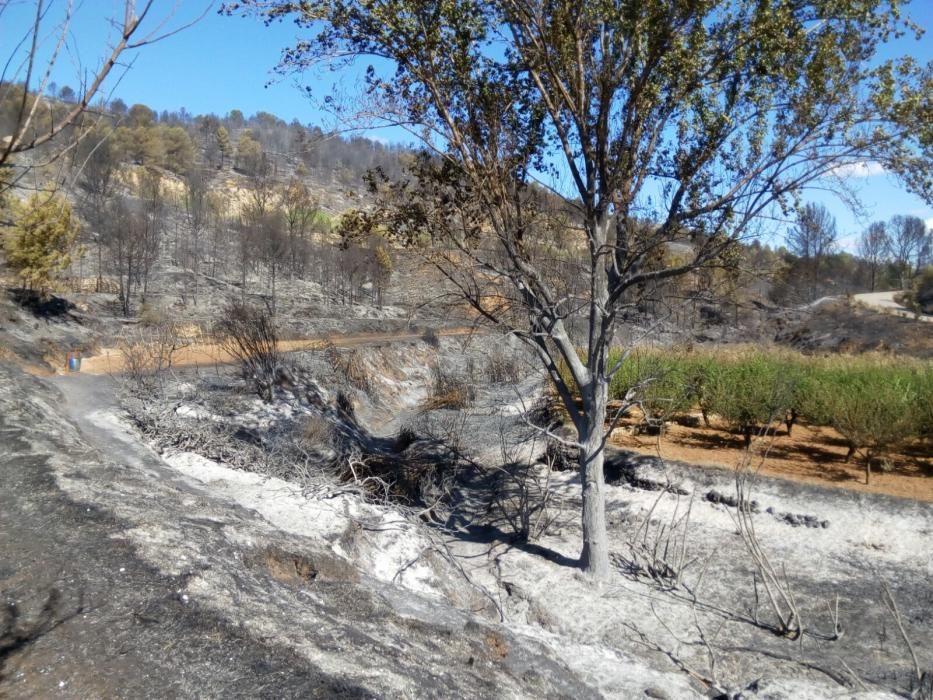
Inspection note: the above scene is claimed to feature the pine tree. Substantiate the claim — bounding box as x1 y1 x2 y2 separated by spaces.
216 126 231 169
4 193 80 294
235 131 263 175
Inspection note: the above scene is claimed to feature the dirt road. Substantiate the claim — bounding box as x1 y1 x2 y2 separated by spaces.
852 290 932 322
75 326 479 375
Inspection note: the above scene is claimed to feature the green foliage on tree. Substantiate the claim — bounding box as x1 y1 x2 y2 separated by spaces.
806 363 924 483
602 350 801 444
895 264 933 314
607 349 693 427
707 355 797 448
159 126 195 174
111 123 194 174
597 349 931 468
3 193 80 292
115 125 163 165
235 131 264 175
216 126 231 168
227 109 245 129
128 103 156 128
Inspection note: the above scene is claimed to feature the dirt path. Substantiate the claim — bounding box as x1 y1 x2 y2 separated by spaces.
853 290 932 322
74 326 478 375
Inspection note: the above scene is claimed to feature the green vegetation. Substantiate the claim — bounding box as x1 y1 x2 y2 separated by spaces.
605 349 798 446
3 192 80 293
806 361 926 482
900 266 933 315
607 350 694 428
564 347 931 479
706 356 797 449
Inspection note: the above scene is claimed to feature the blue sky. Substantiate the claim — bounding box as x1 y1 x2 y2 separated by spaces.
6 0 932 248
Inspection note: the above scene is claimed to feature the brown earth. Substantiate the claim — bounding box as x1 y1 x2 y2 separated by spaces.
609 411 933 503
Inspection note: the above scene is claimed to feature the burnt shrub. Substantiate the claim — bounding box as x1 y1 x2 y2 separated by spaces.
424 363 475 409
484 348 524 384
213 300 280 402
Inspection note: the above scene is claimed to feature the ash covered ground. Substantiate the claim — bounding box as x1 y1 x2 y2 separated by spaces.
2 332 930 698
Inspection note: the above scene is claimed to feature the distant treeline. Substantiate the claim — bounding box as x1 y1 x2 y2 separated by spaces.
0 83 410 185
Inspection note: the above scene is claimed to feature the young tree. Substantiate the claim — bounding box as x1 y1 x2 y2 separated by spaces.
230 0 930 579
787 203 837 301
858 221 890 292
159 126 195 174
4 193 79 293
280 177 318 277
235 131 264 175
216 126 231 169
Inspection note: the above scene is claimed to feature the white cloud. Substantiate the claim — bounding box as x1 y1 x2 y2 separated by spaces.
926 217 933 232
830 161 886 178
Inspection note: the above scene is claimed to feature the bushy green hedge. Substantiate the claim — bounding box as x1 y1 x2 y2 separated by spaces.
562 347 931 469
806 362 921 461
606 349 694 425
706 355 797 447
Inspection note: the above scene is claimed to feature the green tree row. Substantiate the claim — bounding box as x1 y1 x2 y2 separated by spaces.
568 348 932 483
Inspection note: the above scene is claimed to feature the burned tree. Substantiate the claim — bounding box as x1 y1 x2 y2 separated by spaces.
213 300 280 402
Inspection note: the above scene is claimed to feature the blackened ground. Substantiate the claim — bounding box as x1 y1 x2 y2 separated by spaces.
0 415 369 699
